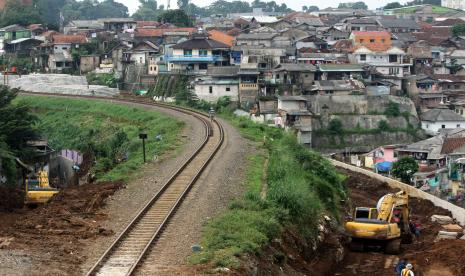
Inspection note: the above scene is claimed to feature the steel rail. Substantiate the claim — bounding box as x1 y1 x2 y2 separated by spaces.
20 92 224 276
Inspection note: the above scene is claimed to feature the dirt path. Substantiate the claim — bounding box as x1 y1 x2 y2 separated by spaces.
334 169 465 276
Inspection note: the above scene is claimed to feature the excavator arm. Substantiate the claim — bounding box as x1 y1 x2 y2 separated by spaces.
376 191 409 222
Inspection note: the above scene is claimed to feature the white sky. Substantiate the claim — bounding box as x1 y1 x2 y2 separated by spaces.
115 0 410 15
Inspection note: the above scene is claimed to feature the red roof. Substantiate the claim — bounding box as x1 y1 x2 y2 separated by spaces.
441 137 465 154
135 28 196 37
136 21 161 28
53 34 87 44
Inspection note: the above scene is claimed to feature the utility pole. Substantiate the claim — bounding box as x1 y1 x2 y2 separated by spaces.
139 133 147 163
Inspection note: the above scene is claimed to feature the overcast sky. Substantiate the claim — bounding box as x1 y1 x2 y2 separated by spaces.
116 0 410 15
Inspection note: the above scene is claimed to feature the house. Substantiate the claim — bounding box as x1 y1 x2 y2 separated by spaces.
297 52 348 65
192 66 239 102
126 41 160 74
349 31 392 51
376 18 420 33
4 38 42 57
102 18 136 33
344 17 379 32
295 35 328 50
277 95 313 146
364 145 399 169
267 63 316 94
317 26 350 41
166 31 231 75
315 64 368 80
80 55 100 74
311 79 365 95
282 12 325 27
63 20 104 35
396 135 445 169
48 35 88 72
235 33 278 47
0 24 31 41
421 107 465 135
237 63 260 109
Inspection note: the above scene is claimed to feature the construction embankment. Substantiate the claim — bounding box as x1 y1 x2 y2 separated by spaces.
4 74 119 97
330 159 465 225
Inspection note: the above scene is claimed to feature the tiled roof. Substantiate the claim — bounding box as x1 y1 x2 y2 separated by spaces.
208 30 234 46
421 108 465 122
441 137 465 154
377 19 420 29
135 28 196 37
434 18 465 27
172 37 230 49
53 35 87 44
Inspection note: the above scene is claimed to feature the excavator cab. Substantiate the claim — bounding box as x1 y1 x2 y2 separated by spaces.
345 191 413 254
25 171 59 205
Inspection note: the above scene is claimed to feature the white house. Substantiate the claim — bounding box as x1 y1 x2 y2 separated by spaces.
421 107 465 135
349 46 411 78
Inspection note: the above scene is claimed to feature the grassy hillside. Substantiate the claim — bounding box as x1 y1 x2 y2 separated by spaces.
16 96 184 182
190 115 346 268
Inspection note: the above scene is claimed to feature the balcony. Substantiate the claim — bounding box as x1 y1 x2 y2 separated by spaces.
240 83 259 91
166 55 227 62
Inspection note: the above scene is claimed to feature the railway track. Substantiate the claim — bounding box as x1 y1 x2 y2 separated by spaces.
20 92 224 276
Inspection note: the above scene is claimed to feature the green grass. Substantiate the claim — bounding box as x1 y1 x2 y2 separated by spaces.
392 5 457 14
16 96 184 182
190 113 346 269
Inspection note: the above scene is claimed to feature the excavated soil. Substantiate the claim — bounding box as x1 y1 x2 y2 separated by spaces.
234 168 465 276
0 181 123 275
334 169 465 276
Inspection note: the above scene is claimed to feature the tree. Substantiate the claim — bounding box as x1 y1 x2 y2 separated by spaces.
452 24 465 37
338 1 368 10
157 9 192 27
132 0 161 20
307 5 319 12
0 86 40 185
1 0 42 27
391 157 418 183
384 2 402 9
177 0 189 10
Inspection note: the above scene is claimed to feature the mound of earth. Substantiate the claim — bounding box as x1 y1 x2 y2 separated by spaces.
0 181 123 275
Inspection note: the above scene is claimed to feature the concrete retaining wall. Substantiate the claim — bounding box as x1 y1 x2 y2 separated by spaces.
331 159 465 226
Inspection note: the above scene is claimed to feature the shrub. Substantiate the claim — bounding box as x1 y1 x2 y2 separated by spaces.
378 120 390 131
385 101 401 117
328 118 343 135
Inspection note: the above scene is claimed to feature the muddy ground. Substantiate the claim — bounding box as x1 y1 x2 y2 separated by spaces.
0 181 123 276
334 169 465 276
237 168 465 276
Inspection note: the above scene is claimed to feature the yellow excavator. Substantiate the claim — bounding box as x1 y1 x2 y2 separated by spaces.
345 190 413 254
25 170 59 204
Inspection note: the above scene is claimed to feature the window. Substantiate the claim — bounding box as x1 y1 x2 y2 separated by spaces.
62 47 68 50
184 49 192 56
226 87 230 91
199 63 208 70
381 39 385 43
455 84 460 89
389 55 398 63
461 110 464 115
359 39 364 43
426 124 429 129
140 57 143 63
370 39 375 43
458 124 461 128
209 86 213 94
442 125 446 129
199 49 208 56
360 54 366 61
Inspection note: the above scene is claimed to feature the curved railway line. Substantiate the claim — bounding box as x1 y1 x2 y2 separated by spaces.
20 92 225 276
